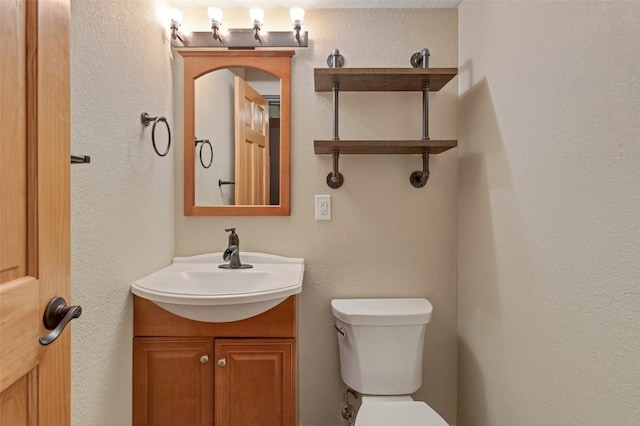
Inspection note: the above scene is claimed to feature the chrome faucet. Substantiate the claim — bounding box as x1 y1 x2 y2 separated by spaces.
219 228 253 269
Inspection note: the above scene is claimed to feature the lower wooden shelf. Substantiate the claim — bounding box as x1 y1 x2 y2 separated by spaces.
313 140 457 155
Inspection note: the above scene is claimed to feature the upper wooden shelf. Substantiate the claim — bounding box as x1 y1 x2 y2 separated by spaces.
314 140 457 155
314 68 458 92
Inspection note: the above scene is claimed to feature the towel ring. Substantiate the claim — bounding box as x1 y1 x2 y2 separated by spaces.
141 112 171 157
195 138 213 169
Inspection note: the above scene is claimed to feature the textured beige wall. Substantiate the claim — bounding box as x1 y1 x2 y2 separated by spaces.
70 0 174 424
175 8 459 426
458 2 640 425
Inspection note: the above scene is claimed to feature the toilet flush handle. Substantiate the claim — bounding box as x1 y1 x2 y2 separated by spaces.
334 325 346 337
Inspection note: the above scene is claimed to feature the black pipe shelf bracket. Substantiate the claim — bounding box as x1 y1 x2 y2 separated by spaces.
410 149 430 188
327 150 344 189
141 112 171 157
325 49 345 188
313 48 458 189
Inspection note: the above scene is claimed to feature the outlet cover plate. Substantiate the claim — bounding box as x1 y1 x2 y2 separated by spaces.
315 195 331 220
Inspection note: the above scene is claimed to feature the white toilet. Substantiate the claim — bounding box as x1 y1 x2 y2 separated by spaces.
331 298 448 426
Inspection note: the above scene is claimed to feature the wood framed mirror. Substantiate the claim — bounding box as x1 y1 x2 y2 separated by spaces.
181 50 293 216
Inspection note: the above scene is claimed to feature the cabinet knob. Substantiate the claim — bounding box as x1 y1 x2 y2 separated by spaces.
217 358 226 367
200 355 209 364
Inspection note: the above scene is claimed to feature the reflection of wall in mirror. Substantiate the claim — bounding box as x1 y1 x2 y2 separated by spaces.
195 69 235 205
243 68 279 98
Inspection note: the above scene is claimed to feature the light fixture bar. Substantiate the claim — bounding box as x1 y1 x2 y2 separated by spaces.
172 29 308 48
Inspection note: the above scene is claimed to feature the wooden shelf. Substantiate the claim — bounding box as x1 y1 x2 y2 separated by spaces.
314 140 457 155
314 68 458 92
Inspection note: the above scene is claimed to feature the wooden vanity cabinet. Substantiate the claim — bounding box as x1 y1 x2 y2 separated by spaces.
133 296 297 426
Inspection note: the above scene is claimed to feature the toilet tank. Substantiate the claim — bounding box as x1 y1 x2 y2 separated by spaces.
331 298 433 395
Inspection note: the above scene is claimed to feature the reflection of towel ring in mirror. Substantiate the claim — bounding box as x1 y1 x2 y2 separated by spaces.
195 138 213 169
141 112 171 157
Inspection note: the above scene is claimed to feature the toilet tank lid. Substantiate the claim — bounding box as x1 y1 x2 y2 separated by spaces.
331 298 433 326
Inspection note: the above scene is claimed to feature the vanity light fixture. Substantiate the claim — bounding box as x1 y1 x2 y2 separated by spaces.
290 7 305 46
168 7 184 42
169 7 308 48
249 7 264 43
208 7 224 43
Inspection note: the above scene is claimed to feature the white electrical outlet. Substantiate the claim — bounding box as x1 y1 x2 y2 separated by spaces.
315 195 331 220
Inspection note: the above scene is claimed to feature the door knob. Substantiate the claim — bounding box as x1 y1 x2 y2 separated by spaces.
217 358 226 367
200 355 209 364
39 296 82 346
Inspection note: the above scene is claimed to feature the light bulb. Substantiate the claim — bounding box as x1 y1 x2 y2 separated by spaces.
208 7 223 24
249 7 264 26
167 7 183 24
289 7 304 25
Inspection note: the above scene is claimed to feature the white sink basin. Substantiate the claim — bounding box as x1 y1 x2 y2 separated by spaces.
131 252 304 322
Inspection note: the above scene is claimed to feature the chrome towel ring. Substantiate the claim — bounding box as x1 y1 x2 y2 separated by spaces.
141 112 171 157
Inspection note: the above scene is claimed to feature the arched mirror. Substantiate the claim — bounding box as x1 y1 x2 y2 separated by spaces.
181 50 293 216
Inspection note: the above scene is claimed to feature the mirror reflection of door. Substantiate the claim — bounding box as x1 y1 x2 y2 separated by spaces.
194 68 280 206
235 76 269 205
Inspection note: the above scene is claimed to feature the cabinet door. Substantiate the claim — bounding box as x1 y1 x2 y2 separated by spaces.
133 338 213 426
215 339 295 426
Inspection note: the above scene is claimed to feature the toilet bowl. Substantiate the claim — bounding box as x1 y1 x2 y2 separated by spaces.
331 298 448 426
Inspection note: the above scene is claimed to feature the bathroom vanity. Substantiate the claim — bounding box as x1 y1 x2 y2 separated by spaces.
132 296 297 425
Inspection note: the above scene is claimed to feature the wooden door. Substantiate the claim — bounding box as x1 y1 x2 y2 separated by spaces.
0 0 71 424
133 338 213 426
234 76 270 205
215 339 295 426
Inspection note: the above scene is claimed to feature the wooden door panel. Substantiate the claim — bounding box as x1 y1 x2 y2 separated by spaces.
215 339 295 426
0 0 31 303
0 0 71 424
0 373 31 426
133 338 213 426
0 0 27 285
0 2 38 423
0 278 39 393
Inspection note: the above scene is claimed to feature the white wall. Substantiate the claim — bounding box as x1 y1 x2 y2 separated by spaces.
458 2 640 425
175 8 459 425
70 1 174 424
